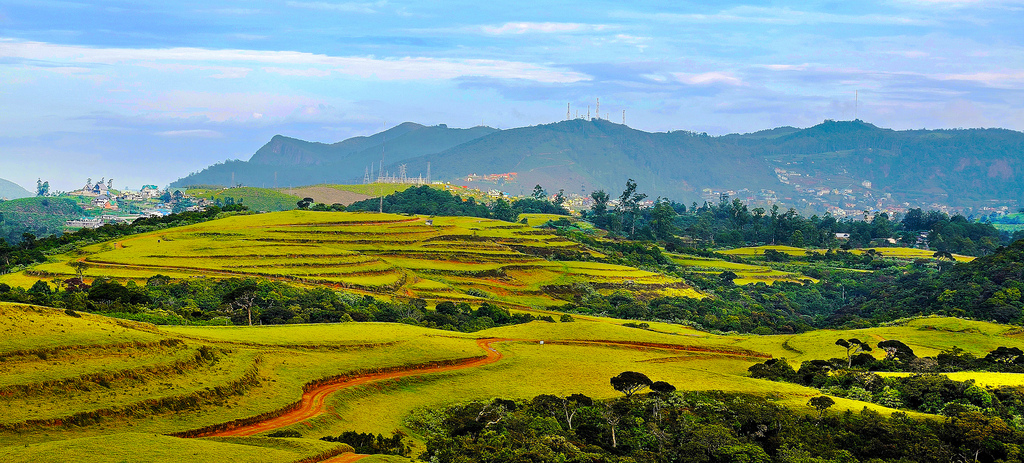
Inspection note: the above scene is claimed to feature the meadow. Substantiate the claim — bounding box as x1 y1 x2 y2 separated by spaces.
1 211 682 309
667 252 813 285
720 244 975 262
3 300 1022 461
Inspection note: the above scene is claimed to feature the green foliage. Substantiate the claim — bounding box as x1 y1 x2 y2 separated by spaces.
320 431 409 456
610 371 652 397
416 390 1024 463
346 185 491 217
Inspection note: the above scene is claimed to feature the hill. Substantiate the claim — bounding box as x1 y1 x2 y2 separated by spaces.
171 123 497 188
397 119 1024 206
2 300 1024 460
176 119 1024 208
0 178 32 200
0 211 690 308
0 197 84 244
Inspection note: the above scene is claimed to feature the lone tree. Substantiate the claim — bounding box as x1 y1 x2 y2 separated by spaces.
296 197 314 209
610 371 653 398
836 338 872 368
878 340 917 364
808 396 835 418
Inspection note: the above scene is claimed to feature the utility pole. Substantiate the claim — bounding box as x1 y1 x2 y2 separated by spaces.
379 122 385 213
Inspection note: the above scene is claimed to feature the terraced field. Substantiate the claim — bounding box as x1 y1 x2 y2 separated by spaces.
3 302 1022 462
668 253 814 285
720 244 974 262
4 211 685 308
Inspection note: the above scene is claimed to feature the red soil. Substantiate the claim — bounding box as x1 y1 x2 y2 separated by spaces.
207 338 505 438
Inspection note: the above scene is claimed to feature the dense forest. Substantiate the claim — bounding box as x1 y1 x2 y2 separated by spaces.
581 181 1021 256
410 384 1024 462
553 238 1024 333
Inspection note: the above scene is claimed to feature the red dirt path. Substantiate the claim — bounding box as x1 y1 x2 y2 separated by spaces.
207 338 505 438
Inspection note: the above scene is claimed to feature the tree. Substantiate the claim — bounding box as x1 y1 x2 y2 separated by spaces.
878 339 917 364
491 198 516 222
36 179 49 197
531 184 546 200
616 179 647 237
69 260 88 280
610 371 652 397
553 189 565 206
296 197 313 209
808 395 835 418
561 393 592 430
649 198 678 240
836 338 872 368
984 346 1023 364
225 283 260 326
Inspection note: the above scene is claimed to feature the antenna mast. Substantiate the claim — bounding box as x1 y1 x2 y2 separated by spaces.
596 98 600 120
566 103 570 120
622 109 625 125
379 122 385 213
855 90 859 120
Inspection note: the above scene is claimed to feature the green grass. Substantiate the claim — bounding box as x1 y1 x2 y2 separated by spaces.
3 211 688 308
718 245 974 262
185 187 301 212
316 183 419 196
668 253 814 285
0 433 349 463
3 304 1024 460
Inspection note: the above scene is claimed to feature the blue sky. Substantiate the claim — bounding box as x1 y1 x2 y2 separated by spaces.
1 0 1022 191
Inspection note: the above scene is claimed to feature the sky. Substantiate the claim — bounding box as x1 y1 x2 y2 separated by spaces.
0 0 1022 192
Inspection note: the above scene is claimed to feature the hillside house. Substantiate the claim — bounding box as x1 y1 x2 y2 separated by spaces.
65 218 104 229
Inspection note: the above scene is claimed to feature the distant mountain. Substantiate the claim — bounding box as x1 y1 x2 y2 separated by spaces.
395 118 779 200
0 178 32 200
174 119 1024 208
391 119 1024 206
172 123 498 188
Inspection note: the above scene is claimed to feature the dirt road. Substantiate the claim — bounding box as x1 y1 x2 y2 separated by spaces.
208 338 505 437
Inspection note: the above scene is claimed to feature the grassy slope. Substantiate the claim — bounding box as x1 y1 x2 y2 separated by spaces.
3 302 1023 459
720 245 974 262
0 433 349 463
2 211 683 308
185 187 301 212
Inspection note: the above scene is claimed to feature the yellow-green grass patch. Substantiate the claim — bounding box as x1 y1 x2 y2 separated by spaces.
0 433 348 463
0 303 164 353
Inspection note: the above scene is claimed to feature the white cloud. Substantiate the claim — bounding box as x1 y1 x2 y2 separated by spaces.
0 39 589 84
478 22 609 35
763 64 809 71
614 6 939 26
156 129 224 138
284 1 386 13
939 71 1024 87
672 72 744 86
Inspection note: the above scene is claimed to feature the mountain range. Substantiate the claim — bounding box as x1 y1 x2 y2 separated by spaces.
173 119 1024 209
0 178 32 200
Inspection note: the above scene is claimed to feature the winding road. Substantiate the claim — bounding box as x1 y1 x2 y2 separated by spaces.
207 338 506 438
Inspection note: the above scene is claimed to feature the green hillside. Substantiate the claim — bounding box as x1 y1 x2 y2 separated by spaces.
0 197 84 244
184 187 301 212
0 178 32 200
396 119 1024 205
172 123 497 188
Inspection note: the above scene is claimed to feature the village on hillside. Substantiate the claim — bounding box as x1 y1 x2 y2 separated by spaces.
60 178 210 229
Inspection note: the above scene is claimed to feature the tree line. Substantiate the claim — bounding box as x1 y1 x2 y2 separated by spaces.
409 374 1024 462
0 275 552 331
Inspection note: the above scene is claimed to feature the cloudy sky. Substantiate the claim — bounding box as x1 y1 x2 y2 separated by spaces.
1 0 1022 191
